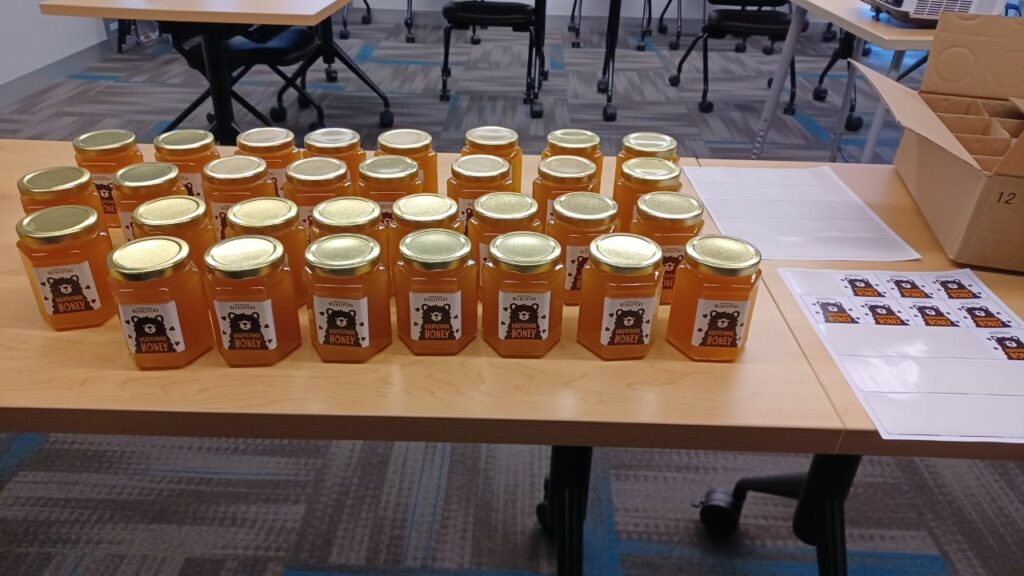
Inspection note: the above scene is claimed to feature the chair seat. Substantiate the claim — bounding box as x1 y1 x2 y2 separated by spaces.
704 9 791 38
442 1 535 27
226 26 320 67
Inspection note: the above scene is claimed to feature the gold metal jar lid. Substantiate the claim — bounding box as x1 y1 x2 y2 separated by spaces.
377 129 432 153
358 155 419 181
72 129 137 156
590 233 663 276
203 156 267 185
466 126 519 148
153 129 216 156
547 128 600 150
227 197 299 234
312 197 380 229
18 166 92 198
285 157 349 186
392 193 458 226
306 233 381 278
553 192 617 226
473 192 537 222
636 192 703 226
109 236 191 282
622 132 677 156
685 235 761 277
621 157 680 186
133 196 207 233
304 127 360 154
451 154 510 182
537 155 597 184
114 162 180 194
398 228 471 271
489 232 561 274
205 235 285 280
236 127 295 154
16 205 101 246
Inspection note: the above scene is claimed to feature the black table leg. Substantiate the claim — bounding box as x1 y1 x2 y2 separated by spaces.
597 0 621 121
319 19 339 82
793 454 861 576
537 446 592 576
199 26 240 145
535 0 548 85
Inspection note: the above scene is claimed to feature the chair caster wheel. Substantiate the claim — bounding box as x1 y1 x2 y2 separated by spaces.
762 44 776 56
698 488 742 537
636 42 646 51
823 29 837 42
338 29 350 40
541 69 549 81
597 78 609 93
309 121 325 131
440 91 450 102
404 17 413 27
530 102 544 118
845 114 864 132
361 14 372 24
471 35 481 45
812 85 828 102
603 104 617 122
783 103 796 115
658 22 668 34
669 40 680 50
862 45 872 57
536 501 553 538
324 68 338 83
406 34 415 43
298 94 312 109
269 105 287 122
379 109 394 128
572 40 581 48
567 24 577 33
698 100 714 113
206 112 216 124
734 41 747 53
668 74 680 87
766 77 773 88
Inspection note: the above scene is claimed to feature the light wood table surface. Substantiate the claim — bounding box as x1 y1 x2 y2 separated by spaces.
792 0 934 51
0 140 843 454
39 0 349 26
696 158 1024 461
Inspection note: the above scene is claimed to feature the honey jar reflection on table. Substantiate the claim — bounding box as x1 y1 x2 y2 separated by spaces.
540 129 603 191
18 166 104 217
446 154 513 229
461 126 523 192
630 192 704 304
356 155 423 225
282 157 353 238
132 195 218 272
612 157 682 229
546 192 619 305
73 129 144 228
466 192 543 286
202 156 278 240
532 155 598 230
235 127 301 196
112 162 188 240
303 127 366 186
225 197 307 304
613 132 678 184
153 129 220 202
377 129 438 193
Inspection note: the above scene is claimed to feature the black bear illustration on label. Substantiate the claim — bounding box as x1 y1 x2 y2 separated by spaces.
699 310 740 347
323 307 362 346
937 279 979 299
846 277 883 297
227 312 269 350
419 303 456 340
130 315 175 353
866 303 906 326
504 303 543 340
893 278 931 299
914 305 958 327
95 181 116 214
962 306 1009 328
45 275 94 314
662 255 683 290
569 255 588 291
608 308 646 345
993 335 1024 360
817 301 858 324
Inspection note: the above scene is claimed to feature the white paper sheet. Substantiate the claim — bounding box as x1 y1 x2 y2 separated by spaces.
781 268 1024 444
683 167 920 261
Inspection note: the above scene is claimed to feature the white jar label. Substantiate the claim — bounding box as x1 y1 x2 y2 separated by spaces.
212 201 234 240
498 291 551 341
660 245 686 292
118 209 135 240
298 205 314 242
601 297 657 346
378 201 395 226
119 302 185 354
410 292 462 341
92 174 116 216
213 300 278 350
180 172 205 201
564 244 590 292
33 262 101 315
691 299 750 348
313 295 369 348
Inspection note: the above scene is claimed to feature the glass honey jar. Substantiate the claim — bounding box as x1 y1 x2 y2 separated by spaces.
447 154 513 229
235 127 301 197
202 156 277 240
613 157 682 228
16 206 115 330
482 231 564 358
310 197 388 254
17 166 104 216
393 228 477 355
282 157 353 238
630 192 705 304
466 192 542 282
303 127 366 186
112 162 187 240
532 155 598 230
225 197 306 303
577 233 663 360
389 193 462 270
108 236 213 369
667 235 761 362
356 155 423 226
377 129 438 192
614 132 678 184
73 129 144 228
305 233 391 362
132 195 218 272
547 192 618 305
203 235 302 366
541 129 603 191
153 129 220 202
462 126 523 192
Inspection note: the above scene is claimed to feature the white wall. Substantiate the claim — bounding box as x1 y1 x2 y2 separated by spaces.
0 0 107 85
367 0 707 18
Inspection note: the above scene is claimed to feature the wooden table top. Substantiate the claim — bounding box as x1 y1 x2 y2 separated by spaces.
39 0 349 26
0 140 843 454
697 158 1024 460
791 0 935 51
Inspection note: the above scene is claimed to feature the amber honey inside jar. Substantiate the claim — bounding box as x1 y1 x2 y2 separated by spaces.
532 155 598 230
18 166 104 217
225 197 306 303
282 157 353 237
304 233 391 362
16 206 115 330
462 126 523 192
108 236 213 369
447 154 513 229
577 233 663 360
377 129 438 192
112 162 187 240
153 129 220 202
235 127 301 196
482 231 564 358
541 129 603 191
73 129 144 228
547 192 618 305
393 228 477 355
204 235 302 366
667 235 761 361
356 155 423 225
309 196 389 263
614 132 678 184
303 127 366 186
613 157 682 228
203 156 277 240
389 193 462 270
466 192 543 284
133 195 218 272
631 192 704 304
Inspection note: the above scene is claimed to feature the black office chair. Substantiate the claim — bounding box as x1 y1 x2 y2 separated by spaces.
440 1 546 118
667 0 798 115
337 0 374 39
566 0 656 50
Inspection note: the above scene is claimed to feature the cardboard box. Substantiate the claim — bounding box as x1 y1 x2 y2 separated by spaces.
854 14 1024 272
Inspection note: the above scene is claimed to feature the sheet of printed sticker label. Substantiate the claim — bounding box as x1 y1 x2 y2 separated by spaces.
781 268 1024 443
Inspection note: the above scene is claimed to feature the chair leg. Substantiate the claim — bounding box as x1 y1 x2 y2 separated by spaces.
339 4 351 39
674 0 682 47
572 0 583 47
362 0 373 23
269 59 326 128
784 56 797 115
524 28 536 103
667 33 702 87
637 0 651 50
231 90 274 126
657 0 672 34
165 87 213 132
440 25 453 101
699 34 713 112
404 0 415 42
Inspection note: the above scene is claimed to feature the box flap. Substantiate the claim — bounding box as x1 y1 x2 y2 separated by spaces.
995 138 1024 178
921 14 1024 101
853 60 978 169
1012 97 1024 114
